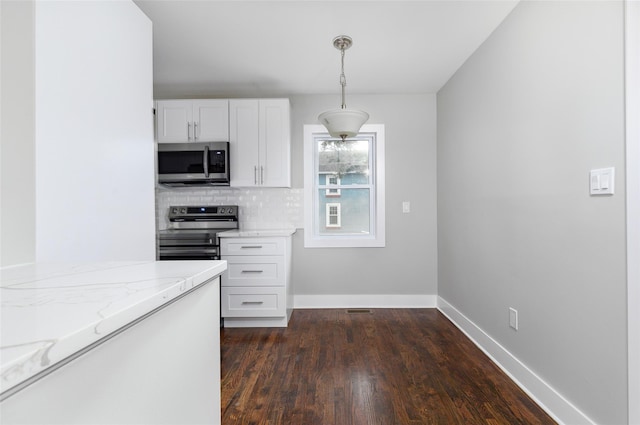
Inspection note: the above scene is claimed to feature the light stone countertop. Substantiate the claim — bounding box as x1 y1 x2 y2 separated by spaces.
0 260 227 396
218 228 297 238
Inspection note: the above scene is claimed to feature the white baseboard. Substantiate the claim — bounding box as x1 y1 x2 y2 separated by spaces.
437 297 594 425
294 294 437 309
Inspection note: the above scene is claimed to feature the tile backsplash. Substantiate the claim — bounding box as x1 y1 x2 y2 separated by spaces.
156 187 304 231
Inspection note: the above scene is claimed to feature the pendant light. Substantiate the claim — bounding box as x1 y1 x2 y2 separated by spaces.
318 35 369 141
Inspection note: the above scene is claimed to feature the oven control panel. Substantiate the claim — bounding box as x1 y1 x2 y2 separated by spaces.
168 205 238 221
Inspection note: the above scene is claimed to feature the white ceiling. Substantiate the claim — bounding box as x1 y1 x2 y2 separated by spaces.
134 0 519 98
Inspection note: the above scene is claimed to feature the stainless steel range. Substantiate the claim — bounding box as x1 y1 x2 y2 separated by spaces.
158 205 238 261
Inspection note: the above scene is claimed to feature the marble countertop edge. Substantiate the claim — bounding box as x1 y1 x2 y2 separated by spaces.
0 260 227 396
218 228 297 237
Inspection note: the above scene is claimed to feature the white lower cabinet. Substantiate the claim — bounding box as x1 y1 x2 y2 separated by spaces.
221 286 286 317
225 256 284 285
221 235 293 327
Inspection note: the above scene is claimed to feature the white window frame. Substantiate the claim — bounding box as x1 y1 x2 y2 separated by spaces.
304 124 385 248
325 203 341 228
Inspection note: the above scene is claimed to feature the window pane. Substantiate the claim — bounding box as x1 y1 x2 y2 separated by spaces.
317 140 370 185
318 189 370 235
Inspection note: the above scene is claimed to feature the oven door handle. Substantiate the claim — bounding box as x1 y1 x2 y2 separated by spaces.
159 240 215 246
159 248 219 255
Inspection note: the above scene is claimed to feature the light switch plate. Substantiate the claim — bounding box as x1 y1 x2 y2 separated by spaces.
590 167 615 195
402 201 410 213
509 307 518 331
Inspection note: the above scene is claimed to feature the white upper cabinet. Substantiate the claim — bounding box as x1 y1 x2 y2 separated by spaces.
156 99 229 143
229 99 290 187
260 100 290 187
229 100 260 186
156 100 190 143
193 100 229 142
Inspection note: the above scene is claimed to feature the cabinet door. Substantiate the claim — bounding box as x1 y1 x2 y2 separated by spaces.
193 100 229 142
221 286 286 317
221 237 286 256
260 99 291 187
229 99 260 186
156 100 192 143
223 256 286 287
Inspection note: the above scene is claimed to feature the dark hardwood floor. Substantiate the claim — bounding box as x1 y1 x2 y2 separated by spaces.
221 309 556 425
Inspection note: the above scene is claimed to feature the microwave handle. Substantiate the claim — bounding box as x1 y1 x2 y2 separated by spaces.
203 146 209 177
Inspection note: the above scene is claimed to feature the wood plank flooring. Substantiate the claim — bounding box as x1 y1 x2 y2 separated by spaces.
221 309 556 425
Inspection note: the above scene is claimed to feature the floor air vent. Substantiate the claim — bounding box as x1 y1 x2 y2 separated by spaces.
346 309 372 314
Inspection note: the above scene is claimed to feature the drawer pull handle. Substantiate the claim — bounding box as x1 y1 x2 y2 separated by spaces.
242 301 264 305
241 245 263 249
241 270 264 273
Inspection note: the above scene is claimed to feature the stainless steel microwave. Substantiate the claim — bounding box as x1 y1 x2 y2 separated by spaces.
157 142 230 187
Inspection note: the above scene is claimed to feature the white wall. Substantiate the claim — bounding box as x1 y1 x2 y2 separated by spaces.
1 0 36 267
290 94 438 305
34 1 155 261
437 1 626 424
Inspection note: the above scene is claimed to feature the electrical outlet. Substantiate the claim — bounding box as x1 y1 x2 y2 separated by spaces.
509 307 518 331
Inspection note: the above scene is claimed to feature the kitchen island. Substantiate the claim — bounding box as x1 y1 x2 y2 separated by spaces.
0 260 226 424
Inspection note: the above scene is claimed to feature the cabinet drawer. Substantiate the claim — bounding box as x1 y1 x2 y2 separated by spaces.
222 256 285 286
221 286 286 317
221 237 285 256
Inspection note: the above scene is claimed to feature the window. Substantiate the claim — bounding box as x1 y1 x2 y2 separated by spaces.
325 174 341 197
326 203 341 227
304 124 385 248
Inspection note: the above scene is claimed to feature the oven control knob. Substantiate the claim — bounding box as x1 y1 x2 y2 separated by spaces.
180 208 186 214
172 208 178 214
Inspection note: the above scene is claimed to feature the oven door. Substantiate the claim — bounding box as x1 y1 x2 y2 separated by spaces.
157 142 229 186
158 231 220 260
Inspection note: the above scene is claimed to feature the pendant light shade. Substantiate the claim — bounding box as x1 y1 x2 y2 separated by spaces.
318 108 369 139
318 35 369 140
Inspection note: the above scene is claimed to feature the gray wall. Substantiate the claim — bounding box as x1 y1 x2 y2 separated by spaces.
150 92 438 299
290 94 438 297
437 2 627 424
1 0 36 267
